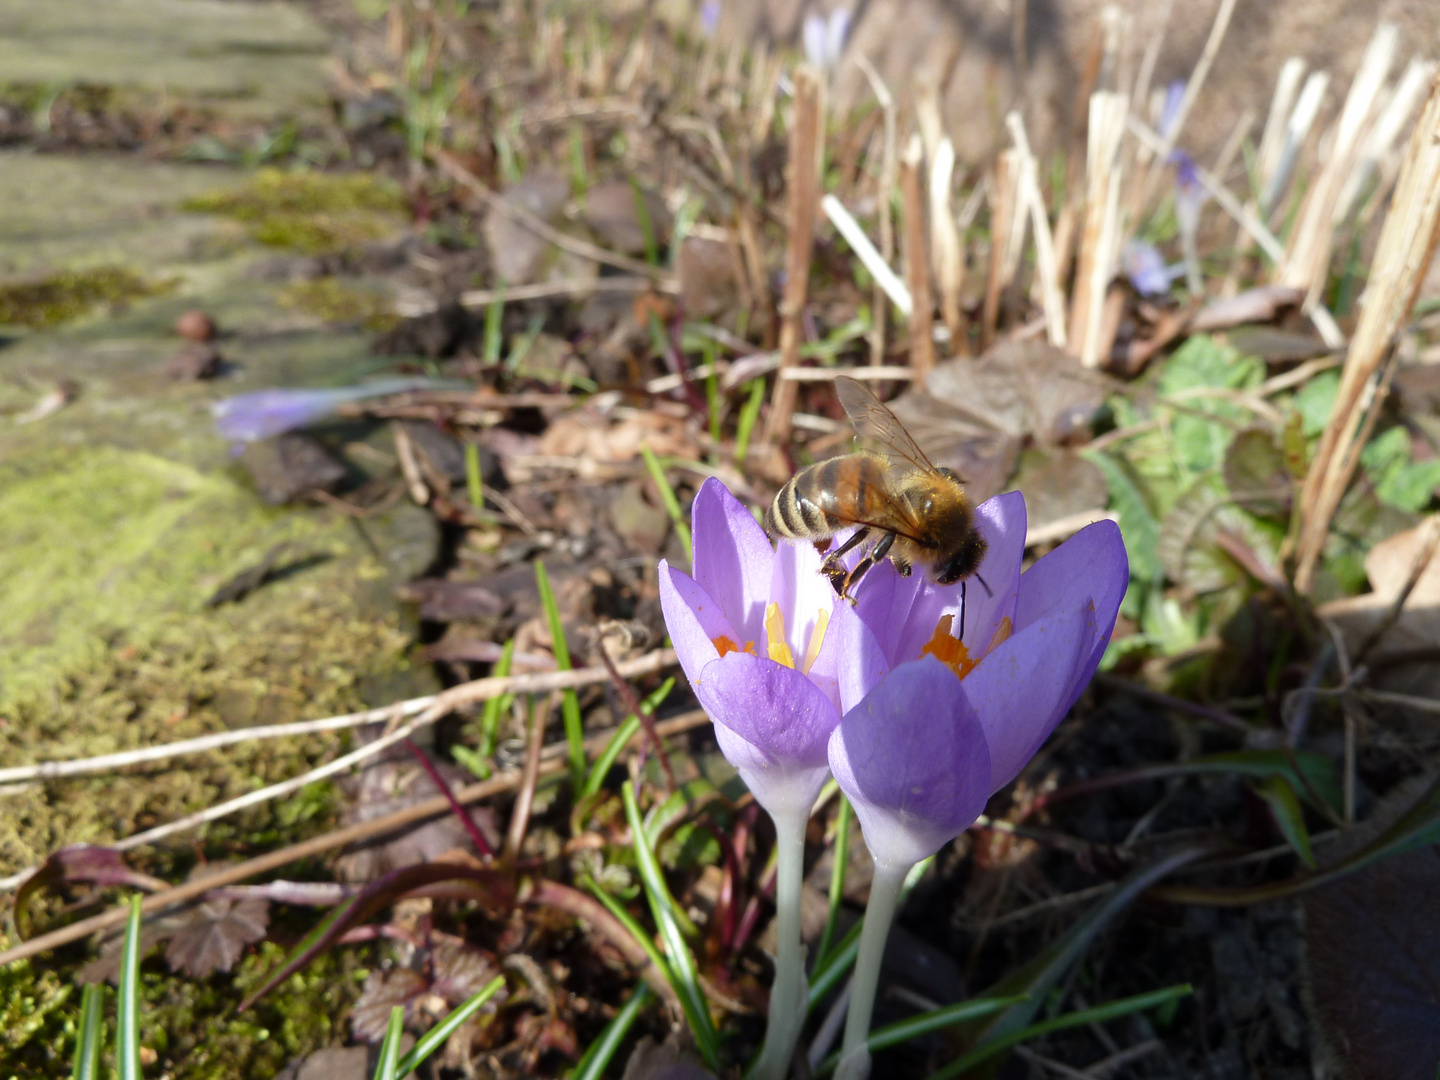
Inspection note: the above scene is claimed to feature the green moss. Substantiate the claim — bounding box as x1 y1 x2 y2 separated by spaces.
0 939 366 1080
279 278 401 331
183 169 408 254
0 444 418 877
0 266 174 329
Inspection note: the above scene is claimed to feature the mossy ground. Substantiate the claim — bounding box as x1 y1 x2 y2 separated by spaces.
183 170 409 255
0 266 174 329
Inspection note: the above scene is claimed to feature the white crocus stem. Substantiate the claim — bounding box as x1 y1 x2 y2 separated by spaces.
751 805 811 1080
833 859 910 1080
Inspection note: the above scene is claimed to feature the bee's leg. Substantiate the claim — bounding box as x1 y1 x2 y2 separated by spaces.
839 532 895 602
889 555 912 577
821 527 871 591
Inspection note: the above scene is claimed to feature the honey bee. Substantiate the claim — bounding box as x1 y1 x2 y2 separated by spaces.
765 376 987 602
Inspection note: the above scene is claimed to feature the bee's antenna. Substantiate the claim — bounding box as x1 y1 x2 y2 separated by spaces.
959 580 967 641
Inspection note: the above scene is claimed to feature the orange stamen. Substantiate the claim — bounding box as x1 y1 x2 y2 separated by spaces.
919 614 978 680
765 603 796 668
987 616 1013 655
713 635 756 658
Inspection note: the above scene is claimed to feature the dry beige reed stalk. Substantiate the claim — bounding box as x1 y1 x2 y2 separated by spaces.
1070 90 1128 367
900 133 936 380
1006 111 1066 349
981 149 1019 349
855 53 898 364
764 64 825 445
1293 69 1440 593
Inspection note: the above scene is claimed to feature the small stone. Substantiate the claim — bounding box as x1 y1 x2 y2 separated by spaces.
164 342 223 380
175 308 217 342
239 434 347 504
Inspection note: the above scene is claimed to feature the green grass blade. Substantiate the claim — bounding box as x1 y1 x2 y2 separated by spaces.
70 983 104 1080
734 377 765 465
622 782 720 1069
535 561 586 794
116 895 143 1080
465 441 484 512
394 975 506 1077
584 677 675 797
372 1006 406 1080
570 984 652 1080
640 445 693 563
583 879 674 983
927 985 1192 1080
807 922 862 1013
628 176 659 266
813 995 1028 1074
483 295 504 365
815 795 853 969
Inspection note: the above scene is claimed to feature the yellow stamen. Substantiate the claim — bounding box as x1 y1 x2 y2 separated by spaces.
713 635 756 658
801 608 830 675
919 614 978 680
765 602 796 668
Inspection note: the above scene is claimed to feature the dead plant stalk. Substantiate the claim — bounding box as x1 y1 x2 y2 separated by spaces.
1294 70 1440 592
900 134 936 379
764 65 824 444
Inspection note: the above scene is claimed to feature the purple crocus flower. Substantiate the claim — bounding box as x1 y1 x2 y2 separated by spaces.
212 377 458 442
824 492 1127 1080
659 476 843 818
1122 239 1172 298
802 8 851 73
659 476 845 1080
699 0 721 37
1172 151 1204 293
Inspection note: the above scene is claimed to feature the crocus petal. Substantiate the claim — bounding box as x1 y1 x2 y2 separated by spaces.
959 490 1027 653
829 598 893 713
829 658 991 868
802 12 828 70
1014 519 1128 640
691 477 774 648
695 652 841 816
961 599 1092 791
658 560 737 690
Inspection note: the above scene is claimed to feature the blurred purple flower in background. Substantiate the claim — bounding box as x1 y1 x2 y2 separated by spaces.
802 8 850 73
1122 239 1172 298
212 377 456 442
698 0 721 38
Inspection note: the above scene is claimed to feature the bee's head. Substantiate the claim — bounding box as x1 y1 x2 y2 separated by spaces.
935 528 987 585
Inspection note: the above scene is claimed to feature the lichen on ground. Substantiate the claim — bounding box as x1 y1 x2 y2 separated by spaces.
0 266 175 329
182 169 408 255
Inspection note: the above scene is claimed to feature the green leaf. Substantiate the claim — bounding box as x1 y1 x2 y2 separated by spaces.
393 975 506 1078
1086 451 1161 582
815 795 854 970
1253 775 1316 868
535 561 586 795
371 1006 406 1080
70 983 104 1080
570 985 651 1080
1223 427 1292 518
116 895 144 1080
640 445 693 563
1188 750 1341 816
1295 369 1340 437
814 995 1028 1074
950 846 1208 1061
928 985 1193 1079
621 782 721 1068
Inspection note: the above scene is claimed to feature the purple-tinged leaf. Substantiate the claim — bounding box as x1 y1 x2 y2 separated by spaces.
239 862 512 1011
164 896 270 978
352 968 429 1043
15 845 167 938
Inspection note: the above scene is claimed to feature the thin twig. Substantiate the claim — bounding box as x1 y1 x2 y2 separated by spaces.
505 691 557 861
0 651 677 787
0 710 714 962
433 148 672 284
900 134 936 379
595 640 677 792
456 276 671 310
403 739 494 858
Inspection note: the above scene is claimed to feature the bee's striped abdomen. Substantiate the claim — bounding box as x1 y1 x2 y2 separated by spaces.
768 461 837 538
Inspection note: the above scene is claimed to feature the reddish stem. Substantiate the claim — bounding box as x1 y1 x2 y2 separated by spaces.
402 738 494 858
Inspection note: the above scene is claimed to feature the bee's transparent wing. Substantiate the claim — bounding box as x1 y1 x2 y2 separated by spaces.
835 377 943 479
